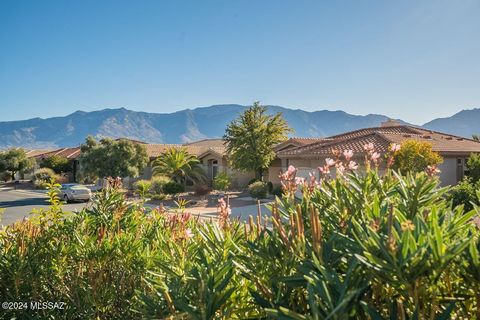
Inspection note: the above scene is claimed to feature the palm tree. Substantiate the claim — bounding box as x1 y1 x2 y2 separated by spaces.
152 148 206 186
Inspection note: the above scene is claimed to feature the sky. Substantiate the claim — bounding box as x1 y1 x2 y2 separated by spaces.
1 0 479 124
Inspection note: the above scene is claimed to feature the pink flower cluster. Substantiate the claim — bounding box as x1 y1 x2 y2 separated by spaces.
217 197 232 228
166 211 193 240
425 165 441 177
318 149 358 176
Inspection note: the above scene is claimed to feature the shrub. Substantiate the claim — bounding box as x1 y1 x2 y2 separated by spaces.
247 178 260 186
248 181 268 199
267 181 273 193
194 183 211 196
271 184 283 198
467 153 480 183
163 181 185 195
32 168 61 189
1 172 11 182
392 139 443 173
40 155 72 173
150 176 171 195
450 178 480 211
213 172 232 191
133 179 152 198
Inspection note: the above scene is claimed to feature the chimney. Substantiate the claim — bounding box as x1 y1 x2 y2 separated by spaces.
381 119 401 127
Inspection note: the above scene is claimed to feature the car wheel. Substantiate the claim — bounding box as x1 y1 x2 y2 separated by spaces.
63 194 69 203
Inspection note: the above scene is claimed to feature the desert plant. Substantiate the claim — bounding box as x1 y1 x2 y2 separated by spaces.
213 171 232 191
248 181 268 199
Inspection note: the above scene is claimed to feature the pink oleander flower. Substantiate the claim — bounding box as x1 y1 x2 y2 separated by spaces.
185 228 193 239
295 177 305 185
371 152 381 161
472 216 480 229
348 161 358 170
325 158 336 167
425 165 440 176
364 143 375 152
287 165 296 174
389 143 401 152
336 162 345 175
318 166 330 175
343 150 354 161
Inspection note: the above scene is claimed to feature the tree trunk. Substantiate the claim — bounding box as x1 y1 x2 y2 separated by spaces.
11 171 16 181
255 168 263 181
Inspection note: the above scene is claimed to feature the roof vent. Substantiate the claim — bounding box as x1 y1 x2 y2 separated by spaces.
403 134 412 138
381 119 401 127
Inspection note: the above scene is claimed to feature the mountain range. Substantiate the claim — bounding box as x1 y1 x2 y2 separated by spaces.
0 104 479 149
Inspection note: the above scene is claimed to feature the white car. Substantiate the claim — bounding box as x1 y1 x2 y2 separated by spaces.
60 184 92 202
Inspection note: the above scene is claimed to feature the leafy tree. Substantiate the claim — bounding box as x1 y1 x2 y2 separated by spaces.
41 155 72 174
223 102 292 180
472 134 479 141
0 148 35 180
152 148 205 187
392 139 443 173
79 136 149 179
467 153 480 183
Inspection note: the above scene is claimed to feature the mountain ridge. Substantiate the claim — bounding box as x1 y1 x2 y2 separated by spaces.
0 105 478 149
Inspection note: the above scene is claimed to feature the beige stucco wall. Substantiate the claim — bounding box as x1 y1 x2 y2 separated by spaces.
438 157 458 186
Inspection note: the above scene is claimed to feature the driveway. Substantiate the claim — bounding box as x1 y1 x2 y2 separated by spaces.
0 188 88 226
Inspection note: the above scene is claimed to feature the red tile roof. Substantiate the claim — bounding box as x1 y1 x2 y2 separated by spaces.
278 125 480 158
33 147 82 160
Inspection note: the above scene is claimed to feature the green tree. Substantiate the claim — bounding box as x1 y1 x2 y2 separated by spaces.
472 134 479 141
223 102 292 180
40 155 72 174
79 136 149 179
392 139 443 173
0 148 35 180
152 148 206 187
467 153 480 183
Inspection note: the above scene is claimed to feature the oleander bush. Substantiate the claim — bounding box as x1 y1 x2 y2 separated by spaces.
1 146 480 319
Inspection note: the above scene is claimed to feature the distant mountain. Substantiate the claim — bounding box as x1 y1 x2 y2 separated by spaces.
423 108 480 138
0 104 477 149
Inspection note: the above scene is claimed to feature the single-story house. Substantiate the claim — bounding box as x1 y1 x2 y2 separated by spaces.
275 120 480 186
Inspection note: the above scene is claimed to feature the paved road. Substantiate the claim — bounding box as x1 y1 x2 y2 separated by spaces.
0 188 88 226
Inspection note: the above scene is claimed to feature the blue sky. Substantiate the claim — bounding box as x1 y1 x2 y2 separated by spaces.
1 0 479 124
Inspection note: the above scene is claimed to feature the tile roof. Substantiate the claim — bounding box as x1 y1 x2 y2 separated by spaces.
274 137 326 152
25 149 55 158
278 125 480 158
144 144 226 158
33 147 82 160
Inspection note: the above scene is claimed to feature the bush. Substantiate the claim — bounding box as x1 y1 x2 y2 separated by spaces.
1 172 11 182
267 181 273 193
32 168 61 189
450 178 480 211
467 153 480 183
194 184 211 196
40 155 72 173
213 172 232 191
247 178 260 186
271 184 284 198
150 176 171 195
163 181 185 195
392 139 443 173
248 181 268 199
133 179 152 198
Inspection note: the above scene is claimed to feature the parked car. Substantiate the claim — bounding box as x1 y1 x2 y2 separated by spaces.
60 184 92 202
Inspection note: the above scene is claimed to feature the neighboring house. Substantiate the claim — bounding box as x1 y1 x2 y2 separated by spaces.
142 139 255 188
33 148 81 181
275 120 480 186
